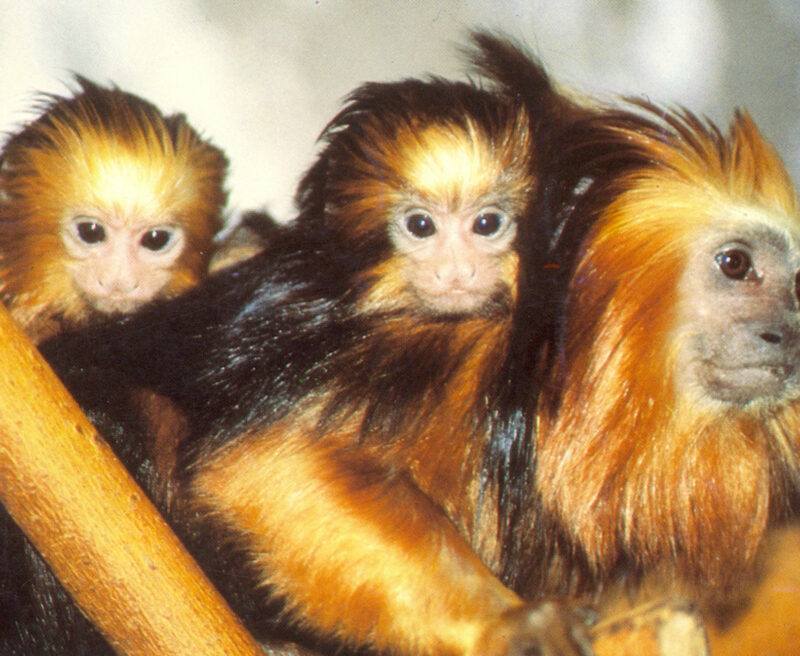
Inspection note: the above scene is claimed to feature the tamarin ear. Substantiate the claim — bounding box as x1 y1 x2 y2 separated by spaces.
209 210 285 273
0 75 228 342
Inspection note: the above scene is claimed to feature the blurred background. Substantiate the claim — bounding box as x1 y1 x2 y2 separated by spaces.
1 0 798 223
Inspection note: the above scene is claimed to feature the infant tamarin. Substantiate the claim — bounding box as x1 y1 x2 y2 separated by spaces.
0 76 228 342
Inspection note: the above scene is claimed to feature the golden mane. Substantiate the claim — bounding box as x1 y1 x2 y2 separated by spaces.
536 106 800 589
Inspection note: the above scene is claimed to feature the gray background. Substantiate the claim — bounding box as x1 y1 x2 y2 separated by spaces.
1 1 798 222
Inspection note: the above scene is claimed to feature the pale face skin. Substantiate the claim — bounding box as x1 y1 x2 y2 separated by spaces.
388 201 517 316
60 213 186 315
675 213 800 406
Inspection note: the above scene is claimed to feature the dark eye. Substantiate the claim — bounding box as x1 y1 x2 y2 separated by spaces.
140 229 173 251
716 248 752 280
75 221 106 245
473 211 506 237
404 212 436 238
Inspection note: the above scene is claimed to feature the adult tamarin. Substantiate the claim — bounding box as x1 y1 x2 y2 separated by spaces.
0 76 228 342
530 103 800 636
37 35 597 656
474 44 800 653
543 102 800 578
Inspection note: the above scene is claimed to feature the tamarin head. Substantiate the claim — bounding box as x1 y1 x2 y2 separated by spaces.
537 104 800 591
0 76 228 340
294 78 535 319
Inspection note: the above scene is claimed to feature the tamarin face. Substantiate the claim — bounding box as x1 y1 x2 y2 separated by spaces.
60 213 186 315
386 178 519 316
0 77 228 339
339 110 532 319
388 202 516 315
50 132 203 314
674 212 800 407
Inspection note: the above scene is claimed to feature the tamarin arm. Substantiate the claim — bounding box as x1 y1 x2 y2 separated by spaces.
189 429 590 656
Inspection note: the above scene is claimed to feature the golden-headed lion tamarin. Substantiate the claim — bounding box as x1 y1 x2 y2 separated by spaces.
33 35 598 656
0 76 228 342
536 103 800 586
174 70 588 656
526 103 800 638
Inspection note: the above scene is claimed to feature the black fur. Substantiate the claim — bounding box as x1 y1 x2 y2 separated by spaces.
464 32 598 592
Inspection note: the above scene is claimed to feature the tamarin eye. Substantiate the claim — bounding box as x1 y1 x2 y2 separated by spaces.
716 248 752 280
405 212 436 238
75 220 106 245
140 228 174 251
472 211 506 237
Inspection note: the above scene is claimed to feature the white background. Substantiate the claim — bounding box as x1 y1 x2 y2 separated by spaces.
2 1 798 224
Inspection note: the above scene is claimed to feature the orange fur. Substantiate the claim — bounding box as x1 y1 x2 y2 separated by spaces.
192 427 521 655
333 112 533 238
129 389 190 508
537 110 800 592
189 317 521 655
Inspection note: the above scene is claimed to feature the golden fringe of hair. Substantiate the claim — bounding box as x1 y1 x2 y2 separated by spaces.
537 109 800 591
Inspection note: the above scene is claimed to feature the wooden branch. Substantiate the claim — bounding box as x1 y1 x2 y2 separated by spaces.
0 304 263 655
